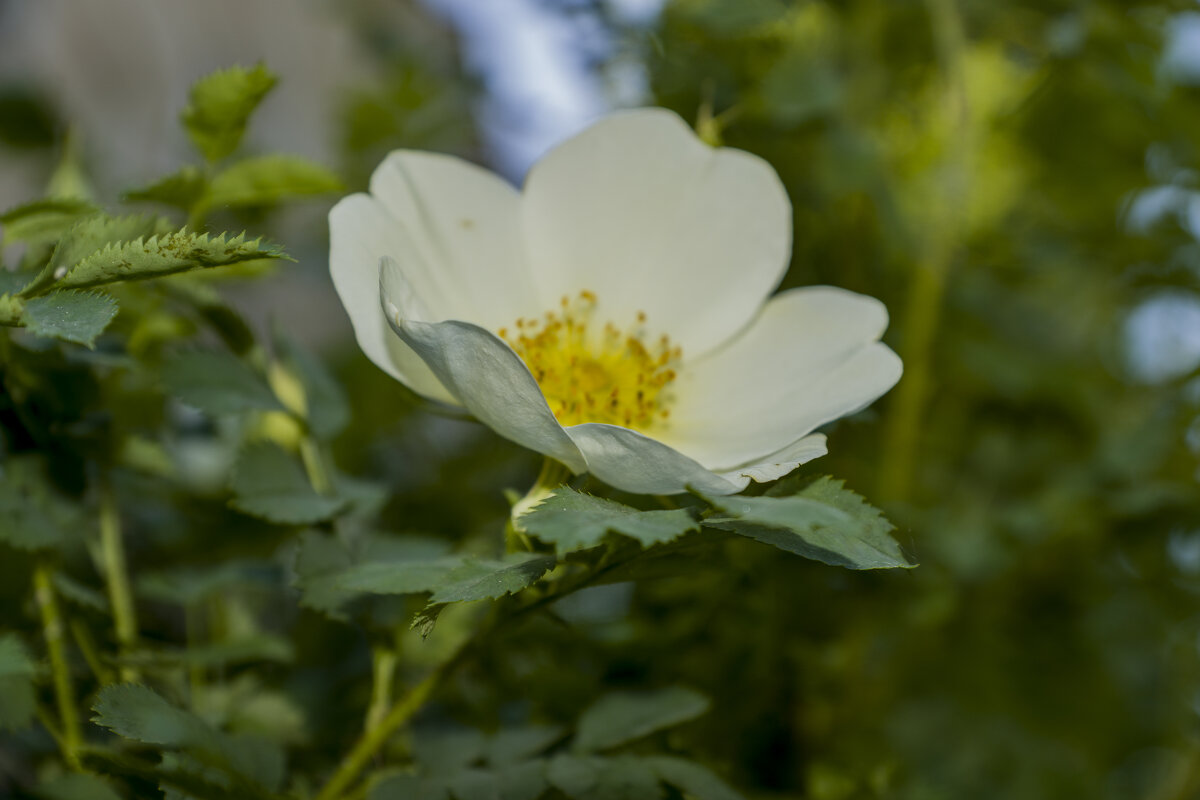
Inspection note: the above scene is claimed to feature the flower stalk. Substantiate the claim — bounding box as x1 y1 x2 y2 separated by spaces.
34 563 82 770
99 483 139 682
506 457 570 552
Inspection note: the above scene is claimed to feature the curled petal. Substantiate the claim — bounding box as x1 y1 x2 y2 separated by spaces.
564 423 742 496
329 194 456 404
380 258 587 474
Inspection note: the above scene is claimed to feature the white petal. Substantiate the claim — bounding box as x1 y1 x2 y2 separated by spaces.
328 194 457 404
564 423 741 496
380 259 587 474
662 286 902 470
715 433 828 488
368 150 542 329
522 108 791 359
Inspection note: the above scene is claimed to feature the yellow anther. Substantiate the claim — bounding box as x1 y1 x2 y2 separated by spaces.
498 291 680 430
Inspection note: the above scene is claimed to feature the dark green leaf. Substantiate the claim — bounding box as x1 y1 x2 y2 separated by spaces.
644 757 744 800
495 761 549 800
274 332 350 439
0 633 36 731
547 755 662 800
370 774 449 800
182 64 277 162
161 350 282 415
37 774 124 800
0 458 77 551
124 166 208 210
229 442 345 524
23 290 118 347
428 555 556 604
92 684 282 791
702 477 912 570
485 725 565 765
121 636 294 669
573 687 710 753
208 155 343 208
524 488 698 553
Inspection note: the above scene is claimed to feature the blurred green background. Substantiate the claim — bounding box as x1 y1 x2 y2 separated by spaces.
3 0 1200 797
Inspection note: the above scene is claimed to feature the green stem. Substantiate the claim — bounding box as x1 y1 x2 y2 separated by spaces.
100 483 139 683
34 563 82 770
364 646 398 734
877 0 969 504
300 437 334 495
506 458 571 552
70 619 114 686
315 656 458 800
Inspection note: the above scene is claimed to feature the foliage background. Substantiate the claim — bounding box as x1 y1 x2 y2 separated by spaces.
3 0 1200 798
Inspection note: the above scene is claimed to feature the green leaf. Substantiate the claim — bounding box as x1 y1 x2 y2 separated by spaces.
208 155 343 208
54 230 288 290
92 684 282 791
121 636 294 669
428 554 557 604
495 761 549 800
573 687 710 753
0 633 36 731
124 166 208 210
0 458 78 551
37 774 123 800
274 332 350 439
22 290 117 347
161 350 282 415
0 197 97 245
524 488 699 553
547 755 662 800
137 561 280 606
182 64 277 162
22 213 166 295
484 725 565 765
644 757 744 800
369 775 448 800
702 477 913 570
229 442 345 524
320 552 553 605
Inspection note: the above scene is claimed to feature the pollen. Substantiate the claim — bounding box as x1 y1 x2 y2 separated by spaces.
499 291 681 430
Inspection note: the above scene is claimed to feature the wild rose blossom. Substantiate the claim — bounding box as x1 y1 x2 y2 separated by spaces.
329 109 901 495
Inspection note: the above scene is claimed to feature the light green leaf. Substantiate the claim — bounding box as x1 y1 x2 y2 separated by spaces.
229 442 345 524
124 166 208 210
0 633 36 731
22 213 164 296
161 350 282 415
428 554 557 604
0 197 97 245
182 64 277 162
23 290 117 347
523 488 698 553
547 755 662 800
208 155 343 208
573 687 710 753
702 477 913 570
644 757 744 800
55 230 288 290
37 773 124 800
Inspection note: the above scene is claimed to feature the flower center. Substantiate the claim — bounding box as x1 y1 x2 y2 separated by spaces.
499 291 681 430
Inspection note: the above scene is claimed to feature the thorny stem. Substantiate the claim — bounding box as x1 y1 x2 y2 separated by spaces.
100 482 140 683
878 0 970 504
506 457 571 552
34 563 82 770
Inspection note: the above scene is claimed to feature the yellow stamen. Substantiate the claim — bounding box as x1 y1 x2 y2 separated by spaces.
499 291 680 431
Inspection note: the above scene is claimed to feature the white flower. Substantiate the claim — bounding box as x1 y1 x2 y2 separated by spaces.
329 109 901 495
